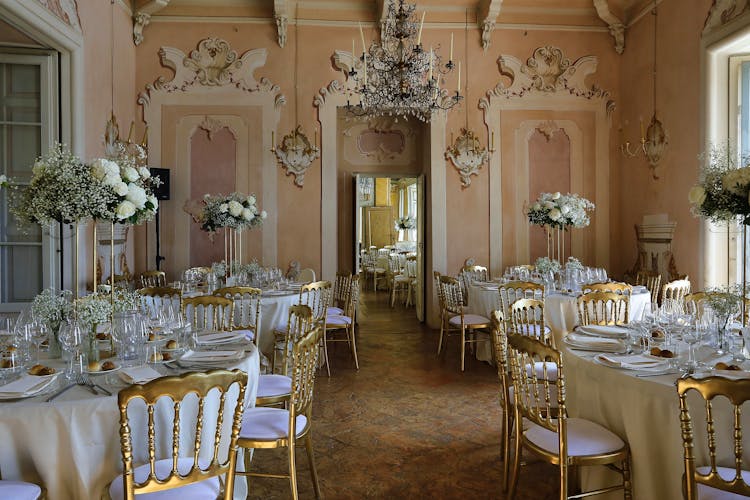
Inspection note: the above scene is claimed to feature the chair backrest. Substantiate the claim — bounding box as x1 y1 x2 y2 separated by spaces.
489 309 508 378
404 257 417 278
677 376 750 500
290 325 324 421
344 275 361 317
439 276 464 315
506 333 565 437
139 270 166 288
182 296 234 331
509 298 548 342
299 280 332 325
116 369 248 500
433 271 445 310
577 291 630 326
332 271 353 310
684 292 710 320
461 265 489 284
213 287 262 340
662 278 691 304
636 270 662 304
276 304 315 376
498 281 545 322
137 287 182 316
108 274 131 290
581 282 632 295
298 268 316 283
387 255 401 276
377 248 390 258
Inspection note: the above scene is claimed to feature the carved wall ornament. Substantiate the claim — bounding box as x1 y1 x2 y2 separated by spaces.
445 128 489 188
704 0 750 35
593 0 625 54
274 126 320 187
275 15 288 48
536 120 560 141
198 116 236 141
478 0 503 52
138 38 285 110
132 0 170 46
39 0 81 31
481 20 495 52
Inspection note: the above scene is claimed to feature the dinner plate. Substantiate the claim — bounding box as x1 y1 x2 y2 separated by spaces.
0 372 60 400
593 353 669 371
563 335 627 353
195 331 246 345
86 363 120 375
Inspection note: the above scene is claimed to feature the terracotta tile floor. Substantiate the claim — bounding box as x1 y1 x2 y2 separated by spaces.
246 290 558 499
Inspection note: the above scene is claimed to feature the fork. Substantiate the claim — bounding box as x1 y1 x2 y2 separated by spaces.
76 373 98 395
82 372 112 396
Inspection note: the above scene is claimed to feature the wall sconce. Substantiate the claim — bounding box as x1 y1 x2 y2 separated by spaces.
620 114 668 179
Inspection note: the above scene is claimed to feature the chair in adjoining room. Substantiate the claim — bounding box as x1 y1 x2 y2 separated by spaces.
506 333 632 500
437 275 491 371
324 275 360 376
676 376 750 500
661 277 691 305
139 270 166 288
106 369 248 500
182 295 234 331
213 286 262 345
635 269 662 304
577 291 630 326
388 255 411 307
404 256 419 307
236 325 324 500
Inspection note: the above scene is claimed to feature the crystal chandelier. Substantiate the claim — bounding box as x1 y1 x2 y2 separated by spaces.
346 0 462 122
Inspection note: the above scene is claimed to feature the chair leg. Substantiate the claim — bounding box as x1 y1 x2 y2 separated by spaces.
349 324 360 369
390 283 396 307
288 440 298 500
305 433 322 499
460 325 466 371
323 331 331 378
559 462 568 500
507 408 523 500
501 400 513 492
437 314 445 356
623 456 632 500
242 448 253 500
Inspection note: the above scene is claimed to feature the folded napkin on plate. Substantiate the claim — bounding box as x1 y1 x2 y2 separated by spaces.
181 350 243 363
567 333 623 346
196 331 244 345
0 374 57 397
596 354 667 370
577 325 629 338
119 366 162 384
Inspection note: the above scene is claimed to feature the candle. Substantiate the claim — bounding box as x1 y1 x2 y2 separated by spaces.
429 47 433 80
352 38 355 58
364 53 367 86
359 22 366 53
639 116 645 140
271 130 275 148
491 131 495 149
417 11 425 45
314 129 318 146
457 61 461 93
450 33 454 61
127 121 135 142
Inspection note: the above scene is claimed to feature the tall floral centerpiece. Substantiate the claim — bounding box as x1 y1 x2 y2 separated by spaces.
395 216 415 241
196 192 267 279
527 192 595 262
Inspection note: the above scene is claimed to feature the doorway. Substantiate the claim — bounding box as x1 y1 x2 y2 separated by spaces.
354 174 425 321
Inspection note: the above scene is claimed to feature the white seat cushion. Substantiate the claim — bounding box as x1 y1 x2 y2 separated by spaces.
327 306 344 315
256 374 292 399
525 362 558 381
0 481 41 500
109 458 220 500
524 417 625 457
449 314 491 327
394 275 410 283
326 315 352 326
695 466 750 500
240 407 308 441
234 328 255 342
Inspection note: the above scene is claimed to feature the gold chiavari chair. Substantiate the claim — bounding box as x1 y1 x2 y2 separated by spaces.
182 296 234 331
509 298 551 343
490 310 514 491
260 305 315 407
324 275 360 376
498 281 545 336
137 286 182 316
635 270 662 305
506 334 632 500
582 282 633 295
328 271 353 316
438 275 491 371
272 281 331 357
236 326 324 500
389 256 411 307
684 292 710 320
107 274 131 290
577 291 630 326
405 256 419 307
661 278 691 305
213 286 262 344
459 265 489 306
107 369 248 500
139 270 166 288
677 376 750 500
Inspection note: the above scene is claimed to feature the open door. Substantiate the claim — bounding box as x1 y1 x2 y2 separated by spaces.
416 174 425 321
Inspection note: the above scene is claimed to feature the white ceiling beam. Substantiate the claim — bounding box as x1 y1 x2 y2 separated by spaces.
274 0 289 47
133 0 170 46
477 0 502 52
593 0 625 54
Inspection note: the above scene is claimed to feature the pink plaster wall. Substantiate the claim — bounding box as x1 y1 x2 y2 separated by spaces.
189 127 236 266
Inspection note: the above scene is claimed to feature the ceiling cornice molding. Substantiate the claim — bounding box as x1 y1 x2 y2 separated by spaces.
133 0 170 46
478 0 503 52
593 0 625 54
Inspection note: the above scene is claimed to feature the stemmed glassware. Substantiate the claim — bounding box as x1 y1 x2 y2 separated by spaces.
59 320 83 380
682 318 706 375
28 320 49 362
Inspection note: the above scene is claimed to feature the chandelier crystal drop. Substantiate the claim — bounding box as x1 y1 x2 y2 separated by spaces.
346 0 462 122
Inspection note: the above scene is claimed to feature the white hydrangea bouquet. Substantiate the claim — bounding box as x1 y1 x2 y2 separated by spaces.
31 287 73 333
527 192 595 229
566 256 584 271
534 256 561 275
198 192 267 233
689 143 750 224
90 156 160 225
395 216 416 230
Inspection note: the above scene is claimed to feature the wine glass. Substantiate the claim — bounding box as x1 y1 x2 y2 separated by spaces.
28 320 49 362
59 321 82 379
682 319 705 375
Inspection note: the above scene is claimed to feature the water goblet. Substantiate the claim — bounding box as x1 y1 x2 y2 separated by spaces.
681 322 705 375
29 321 49 362
59 321 82 380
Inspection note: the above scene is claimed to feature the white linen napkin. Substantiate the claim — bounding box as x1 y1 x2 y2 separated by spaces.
119 366 162 384
181 350 242 363
596 354 667 370
0 374 57 397
577 325 629 338
567 332 623 347
196 331 245 345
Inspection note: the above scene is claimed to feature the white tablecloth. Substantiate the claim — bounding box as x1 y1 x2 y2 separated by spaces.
466 285 651 362
560 344 750 499
0 347 259 500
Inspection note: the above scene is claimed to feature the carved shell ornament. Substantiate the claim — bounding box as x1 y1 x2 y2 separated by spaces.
522 46 572 92
184 38 242 86
274 126 320 187
445 128 488 188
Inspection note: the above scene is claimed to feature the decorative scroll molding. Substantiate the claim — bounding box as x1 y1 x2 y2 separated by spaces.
340 117 414 164
132 0 170 46
478 0 503 52
704 0 750 35
274 126 320 187
138 38 285 109
480 45 615 117
39 0 81 31
536 120 560 141
198 115 237 141
445 128 488 187
593 0 625 54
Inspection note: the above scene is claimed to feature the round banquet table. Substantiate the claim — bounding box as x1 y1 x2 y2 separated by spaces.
466 284 651 362
559 343 750 499
0 347 259 500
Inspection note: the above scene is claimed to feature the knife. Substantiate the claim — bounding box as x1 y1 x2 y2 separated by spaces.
46 382 76 402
